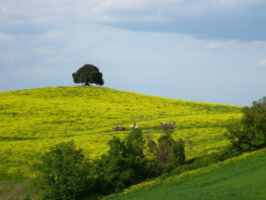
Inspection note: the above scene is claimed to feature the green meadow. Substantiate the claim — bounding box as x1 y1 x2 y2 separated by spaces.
105 148 266 200
0 86 241 181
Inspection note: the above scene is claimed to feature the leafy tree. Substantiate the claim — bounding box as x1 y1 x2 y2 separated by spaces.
157 133 175 171
147 122 186 173
33 141 93 200
146 134 158 158
72 64 104 86
226 97 266 151
173 139 186 165
157 134 185 172
125 128 146 158
94 129 154 194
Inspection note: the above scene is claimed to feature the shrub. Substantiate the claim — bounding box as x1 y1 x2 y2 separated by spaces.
125 128 146 158
32 141 93 200
226 97 266 151
157 133 185 172
173 139 186 165
143 122 186 173
94 129 154 194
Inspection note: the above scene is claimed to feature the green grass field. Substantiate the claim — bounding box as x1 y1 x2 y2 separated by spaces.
0 86 241 181
105 149 266 200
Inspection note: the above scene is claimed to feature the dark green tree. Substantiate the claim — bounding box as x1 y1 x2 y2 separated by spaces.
72 64 104 86
156 122 185 172
173 139 186 165
32 141 93 200
226 97 266 151
94 129 155 194
125 128 146 158
157 134 185 172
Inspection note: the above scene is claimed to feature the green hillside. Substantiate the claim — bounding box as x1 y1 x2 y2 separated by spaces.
105 148 266 200
0 86 241 181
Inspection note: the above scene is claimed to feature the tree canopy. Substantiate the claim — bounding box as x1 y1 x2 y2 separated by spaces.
33 141 93 200
226 97 266 151
72 64 104 86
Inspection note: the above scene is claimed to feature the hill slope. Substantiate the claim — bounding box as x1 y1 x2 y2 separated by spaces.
105 148 266 200
0 86 241 180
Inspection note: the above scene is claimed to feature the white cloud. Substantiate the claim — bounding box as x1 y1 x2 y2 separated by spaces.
1 0 266 40
89 0 184 12
79 0 183 22
1 6 7 13
0 32 13 40
204 40 266 51
249 41 266 49
1 0 266 105
206 42 225 49
215 0 265 7
92 0 145 11
258 59 266 67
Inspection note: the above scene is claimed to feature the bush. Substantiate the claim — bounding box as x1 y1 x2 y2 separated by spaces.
31 128 186 198
157 134 185 172
94 129 155 194
33 141 93 200
226 97 266 151
125 128 146 158
173 139 186 165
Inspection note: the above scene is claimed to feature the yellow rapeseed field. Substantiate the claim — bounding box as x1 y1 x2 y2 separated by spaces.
0 86 241 180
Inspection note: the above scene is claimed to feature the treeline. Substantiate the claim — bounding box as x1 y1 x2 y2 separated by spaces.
30 97 266 200
32 124 185 200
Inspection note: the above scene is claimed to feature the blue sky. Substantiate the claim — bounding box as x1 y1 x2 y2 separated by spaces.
0 0 266 106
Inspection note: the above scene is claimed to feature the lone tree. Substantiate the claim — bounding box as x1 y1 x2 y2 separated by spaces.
72 64 104 86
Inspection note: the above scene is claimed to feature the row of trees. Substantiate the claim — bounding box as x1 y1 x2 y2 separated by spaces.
32 126 185 200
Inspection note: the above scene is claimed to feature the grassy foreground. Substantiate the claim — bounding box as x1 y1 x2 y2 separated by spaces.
0 86 240 181
105 148 266 200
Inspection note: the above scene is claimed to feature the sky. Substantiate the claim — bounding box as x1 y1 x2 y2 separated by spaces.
0 0 266 106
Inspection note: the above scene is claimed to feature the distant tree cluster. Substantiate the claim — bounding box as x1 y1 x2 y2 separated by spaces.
226 97 266 151
72 64 104 86
33 127 186 199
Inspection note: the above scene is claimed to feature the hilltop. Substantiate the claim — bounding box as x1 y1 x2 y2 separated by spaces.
0 86 241 181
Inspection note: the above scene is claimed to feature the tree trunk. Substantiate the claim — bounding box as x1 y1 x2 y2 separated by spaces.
84 81 90 86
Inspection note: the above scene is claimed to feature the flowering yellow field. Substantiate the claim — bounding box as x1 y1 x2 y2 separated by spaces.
0 86 241 180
